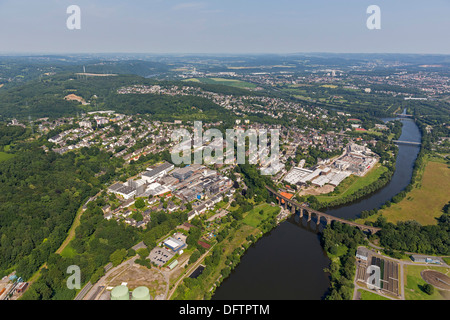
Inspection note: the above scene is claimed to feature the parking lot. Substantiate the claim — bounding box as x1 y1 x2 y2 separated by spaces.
149 247 174 267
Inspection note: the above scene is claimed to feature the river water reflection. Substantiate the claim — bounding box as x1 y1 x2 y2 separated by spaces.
212 117 421 300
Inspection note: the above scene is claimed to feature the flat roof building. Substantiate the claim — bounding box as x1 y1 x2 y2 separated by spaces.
142 162 174 183
356 247 369 261
172 166 194 181
163 237 186 253
411 255 442 264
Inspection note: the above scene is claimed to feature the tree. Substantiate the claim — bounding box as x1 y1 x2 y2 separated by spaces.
143 233 157 250
329 246 338 255
110 248 127 267
90 268 105 284
189 250 201 264
137 248 150 259
135 197 145 209
186 227 202 246
422 283 434 295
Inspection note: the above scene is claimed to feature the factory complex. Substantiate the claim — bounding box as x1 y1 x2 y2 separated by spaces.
283 143 378 188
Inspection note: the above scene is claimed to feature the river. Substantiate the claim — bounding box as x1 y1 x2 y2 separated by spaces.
212 115 422 300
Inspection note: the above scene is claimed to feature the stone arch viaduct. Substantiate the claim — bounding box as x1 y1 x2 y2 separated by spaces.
266 186 381 234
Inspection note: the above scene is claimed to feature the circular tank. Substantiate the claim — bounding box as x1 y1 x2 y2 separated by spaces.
132 286 151 300
111 285 129 300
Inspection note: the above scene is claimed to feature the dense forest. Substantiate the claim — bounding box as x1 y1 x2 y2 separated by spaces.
0 144 124 281
0 73 241 122
21 198 140 300
109 93 231 122
0 124 30 147
372 209 450 256
20 191 190 300
321 222 367 300
0 58 169 89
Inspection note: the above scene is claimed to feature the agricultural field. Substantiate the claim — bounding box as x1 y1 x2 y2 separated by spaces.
362 160 450 225
183 77 257 89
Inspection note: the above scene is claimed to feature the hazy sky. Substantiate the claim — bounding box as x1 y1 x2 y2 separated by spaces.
0 0 449 54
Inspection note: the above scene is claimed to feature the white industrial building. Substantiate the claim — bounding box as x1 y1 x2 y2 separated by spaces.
141 162 174 183
283 167 314 185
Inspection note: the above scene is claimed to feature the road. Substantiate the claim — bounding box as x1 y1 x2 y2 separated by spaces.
82 255 139 300
167 244 215 300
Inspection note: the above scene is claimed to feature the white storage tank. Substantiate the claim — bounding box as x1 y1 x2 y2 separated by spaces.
111 285 129 300
132 286 151 300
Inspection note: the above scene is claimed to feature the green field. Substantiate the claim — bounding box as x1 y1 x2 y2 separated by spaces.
183 77 257 89
404 265 450 300
172 222 260 300
242 203 280 228
60 244 77 258
358 289 390 300
0 151 14 162
358 160 450 225
316 164 388 206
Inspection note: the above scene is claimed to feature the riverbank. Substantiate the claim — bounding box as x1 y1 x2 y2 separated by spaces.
211 115 424 300
356 158 450 226
172 203 279 300
314 163 390 209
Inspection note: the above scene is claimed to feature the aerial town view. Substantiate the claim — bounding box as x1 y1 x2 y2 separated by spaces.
0 0 449 316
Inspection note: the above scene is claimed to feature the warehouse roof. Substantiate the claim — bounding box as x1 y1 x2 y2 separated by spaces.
143 162 173 178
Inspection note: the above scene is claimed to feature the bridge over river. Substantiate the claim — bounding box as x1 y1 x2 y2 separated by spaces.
266 186 381 234
392 140 421 146
393 113 413 118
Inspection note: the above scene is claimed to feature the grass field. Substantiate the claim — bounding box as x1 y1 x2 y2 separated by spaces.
0 151 14 162
242 203 280 228
57 205 87 257
315 164 387 206
183 77 257 89
404 265 450 300
358 289 390 300
60 244 77 258
358 160 450 226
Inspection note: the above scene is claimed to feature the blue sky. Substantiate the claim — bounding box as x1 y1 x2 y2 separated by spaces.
0 0 449 54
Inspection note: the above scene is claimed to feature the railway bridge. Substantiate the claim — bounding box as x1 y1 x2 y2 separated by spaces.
266 186 381 234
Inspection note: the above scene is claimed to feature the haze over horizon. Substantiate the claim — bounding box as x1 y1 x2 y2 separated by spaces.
1 0 449 55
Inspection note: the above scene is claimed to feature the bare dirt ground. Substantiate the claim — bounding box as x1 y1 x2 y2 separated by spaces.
91 261 168 300
108 264 167 296
297 184 334 196
165 252 191 284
